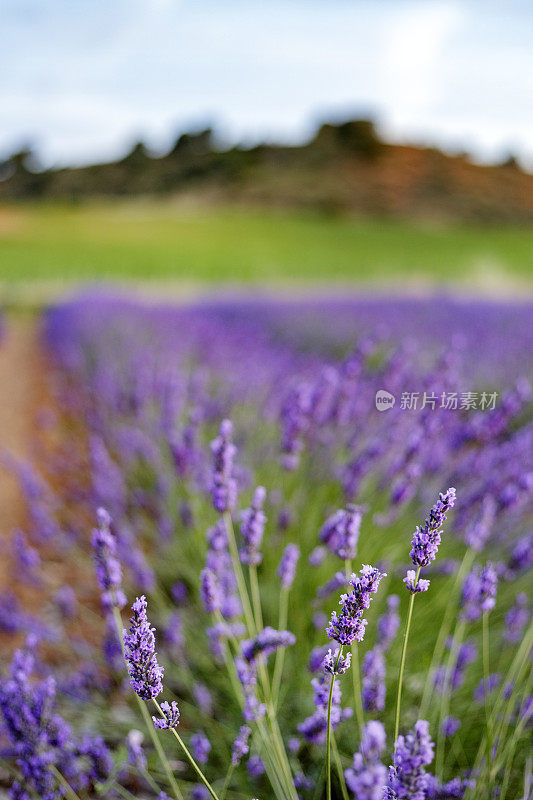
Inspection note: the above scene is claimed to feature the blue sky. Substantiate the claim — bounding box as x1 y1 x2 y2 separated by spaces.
1 0 532 167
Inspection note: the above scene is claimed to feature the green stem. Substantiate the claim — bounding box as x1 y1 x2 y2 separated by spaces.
482 611 493 778
435 619 466 776
326 648 342 800
272 586 289 704
419 548 474 720
220 762 235 799
394 566 421 746
249 563 264 631
332 733 350 800
153 699 221 800
351 643 365 737
207 620 290 800
49 766 83 800
223 511 256 635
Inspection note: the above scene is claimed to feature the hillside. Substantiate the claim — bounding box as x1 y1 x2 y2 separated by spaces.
2 120 532 224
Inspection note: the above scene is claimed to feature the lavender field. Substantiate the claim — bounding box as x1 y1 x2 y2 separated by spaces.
0 293 531 800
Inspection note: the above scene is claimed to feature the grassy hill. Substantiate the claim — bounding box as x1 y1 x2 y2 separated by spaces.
2 120 533 225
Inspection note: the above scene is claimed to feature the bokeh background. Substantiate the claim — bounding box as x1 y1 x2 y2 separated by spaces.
1 0 532 300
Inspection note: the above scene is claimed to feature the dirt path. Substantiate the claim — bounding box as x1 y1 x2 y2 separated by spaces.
0 314 47 553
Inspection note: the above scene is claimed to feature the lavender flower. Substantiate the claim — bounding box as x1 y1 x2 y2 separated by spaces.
234 656 266 722
53 584 77 618
345 720 387 800
298 673 352 744
193 683 213 715
362 647 386 712
385 719 434 800
473 673 501 702
323 648 352 675
507 533 533 576
126 729 146 770
327 565 387 645
441 716 461 737
320 504 362 560
91 507 126 608
377 595 400 651
404 571 430 593
309 644 330 672
277 543 300 588
164 610 185 651
503 593 529 643
240 486 267 565
231 725 251 766
210 419 237 513
241 626 295 663
190 731 211 764
153 700 180 729
247 755 265 777
11 529 41 584
294 771 314 791
479 563 498 613
317 570 348 599
191 785 209 800
309 545 327 566
461 563 498 622
409 488 456 568
200 568 221 614
123 595 164 700
171 581 188 605
424 776 474 798
433 640 477 693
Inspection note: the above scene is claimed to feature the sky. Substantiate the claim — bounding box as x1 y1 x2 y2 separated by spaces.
1 0 532 168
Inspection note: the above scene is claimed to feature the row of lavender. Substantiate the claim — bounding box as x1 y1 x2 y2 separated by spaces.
0 293 531 800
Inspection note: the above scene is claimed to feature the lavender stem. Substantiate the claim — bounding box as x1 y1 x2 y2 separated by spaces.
326 647 342 800
152 698 221 800
394 565 421 745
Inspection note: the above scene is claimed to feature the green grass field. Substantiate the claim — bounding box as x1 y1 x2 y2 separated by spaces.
1 201 533 292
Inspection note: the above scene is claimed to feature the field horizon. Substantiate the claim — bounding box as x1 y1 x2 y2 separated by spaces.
1 200 533 306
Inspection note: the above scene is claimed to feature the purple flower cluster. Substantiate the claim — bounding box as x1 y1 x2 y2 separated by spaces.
91 507 126 608
204 519 241 619
0 638 112 798
409 488 456 569
323 647 352 675
461 563 498 621
504 593 529 643
123 595 164 700
241 626 296 663
231 725 251 765
277 543 300 588
298 672 352 744
385 720 434 800
345 720 387 800
126 729 146 770
190 731 211 764
153 700 180 730
240 486 267 565
362 647 386 712
210 419 238 513
377 595 400 651
327 565 386 645
433 638 478 694
200 568 221 614
320 504 362 560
